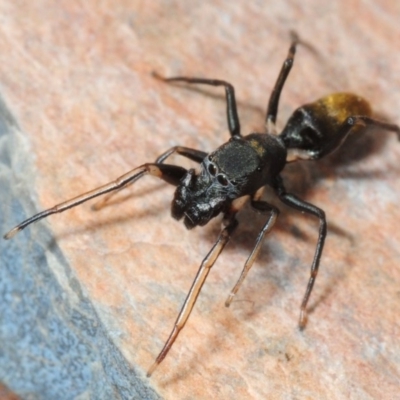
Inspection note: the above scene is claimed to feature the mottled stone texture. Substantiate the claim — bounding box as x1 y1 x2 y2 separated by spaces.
0 100 159 399
1 1 400 399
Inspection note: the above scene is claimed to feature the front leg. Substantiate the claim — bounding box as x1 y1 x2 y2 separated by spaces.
4 163 188 239
93 147 207 211
274 176 327 329
155 146 207 164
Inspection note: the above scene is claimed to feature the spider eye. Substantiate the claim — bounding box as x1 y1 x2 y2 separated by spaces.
208 163 217 176
217 174 229 186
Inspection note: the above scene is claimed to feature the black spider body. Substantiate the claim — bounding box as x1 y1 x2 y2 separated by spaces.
172 133 286 229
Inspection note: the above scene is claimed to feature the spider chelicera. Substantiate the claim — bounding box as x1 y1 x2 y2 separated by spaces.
4 34 400 377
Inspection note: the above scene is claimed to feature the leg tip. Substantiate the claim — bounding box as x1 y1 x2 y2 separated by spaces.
151 71 165 81
225 293 234 307
4 227 20 240
289 30 300 43
146 361 159 378
298 310 308 331
90 202 103 211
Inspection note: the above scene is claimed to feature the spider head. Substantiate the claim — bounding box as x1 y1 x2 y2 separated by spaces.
171 157 240 229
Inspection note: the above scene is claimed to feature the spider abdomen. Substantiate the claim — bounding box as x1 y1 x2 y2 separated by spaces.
280 92 372 159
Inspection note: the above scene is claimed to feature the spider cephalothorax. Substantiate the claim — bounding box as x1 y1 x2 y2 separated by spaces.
172 134 287 229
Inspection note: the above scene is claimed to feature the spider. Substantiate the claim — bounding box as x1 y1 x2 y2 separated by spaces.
4 34 400 377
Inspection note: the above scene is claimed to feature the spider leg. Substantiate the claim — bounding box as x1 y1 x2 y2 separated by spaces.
350 116 400 138
153 72 241 139
3 163 187 240
225 197 279 307
155 146 207 164
274 176 327 329
265 32 299 133
147 214 239 377
317 115 400 159
93 146 207 210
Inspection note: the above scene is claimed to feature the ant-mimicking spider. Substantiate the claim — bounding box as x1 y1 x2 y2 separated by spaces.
4 34 400 377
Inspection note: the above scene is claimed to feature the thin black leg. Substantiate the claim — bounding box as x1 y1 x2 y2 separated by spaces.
225 198 279 307
156 146 207 164
345 116 400 137
310 115 400 160
95 147 206 211
153 72 241 139
274 176 327 329
265 32 299 130
147 214 239 376
4 163 188 239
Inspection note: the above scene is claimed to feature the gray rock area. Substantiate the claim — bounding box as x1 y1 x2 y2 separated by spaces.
0 95 160 400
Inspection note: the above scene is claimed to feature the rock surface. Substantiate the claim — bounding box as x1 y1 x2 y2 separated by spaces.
1 1 400 399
